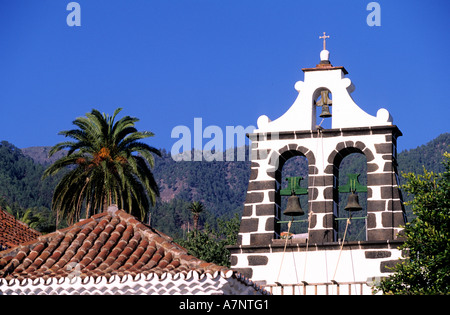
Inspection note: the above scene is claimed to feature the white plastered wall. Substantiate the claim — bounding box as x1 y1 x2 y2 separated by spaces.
256 55 393 133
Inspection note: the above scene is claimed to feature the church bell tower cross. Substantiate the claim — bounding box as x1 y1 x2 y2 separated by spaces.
236 38 406 246
229 38 407 290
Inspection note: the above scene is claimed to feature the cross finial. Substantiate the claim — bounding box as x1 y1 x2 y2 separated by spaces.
319 32 330 50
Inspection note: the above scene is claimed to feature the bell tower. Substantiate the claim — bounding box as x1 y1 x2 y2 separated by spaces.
229 35 406 293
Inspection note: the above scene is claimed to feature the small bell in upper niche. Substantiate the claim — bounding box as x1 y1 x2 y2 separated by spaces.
319 104 332 118
316 90 332 118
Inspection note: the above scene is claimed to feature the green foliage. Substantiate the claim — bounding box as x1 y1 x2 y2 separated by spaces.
397 133 449 177
42 108 161 223
149 199 193 239
187 201 204 232
4 206 45 229
0 141 60 232
178 213 241 267
375 152 450 295
148 149 249 235
0 141 59 209
153 149 250 218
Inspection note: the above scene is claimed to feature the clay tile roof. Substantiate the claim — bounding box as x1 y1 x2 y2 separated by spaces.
0 209 232 282
0 208 41 250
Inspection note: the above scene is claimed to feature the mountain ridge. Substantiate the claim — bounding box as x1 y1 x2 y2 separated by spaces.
1 132 447 237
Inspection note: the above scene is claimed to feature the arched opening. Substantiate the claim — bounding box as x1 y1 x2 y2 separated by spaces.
337 152 367 241
279 155 309 237
314 88 333 129
268 145 316 241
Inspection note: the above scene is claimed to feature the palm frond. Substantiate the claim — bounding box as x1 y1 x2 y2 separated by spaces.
44 107 160 224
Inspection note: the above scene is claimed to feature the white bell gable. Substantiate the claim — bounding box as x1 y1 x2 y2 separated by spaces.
256 49 393 132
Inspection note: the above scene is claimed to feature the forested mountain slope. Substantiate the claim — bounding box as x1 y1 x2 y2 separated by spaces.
0 133 446 237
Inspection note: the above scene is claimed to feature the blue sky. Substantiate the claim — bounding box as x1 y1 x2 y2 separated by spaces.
0 0 449 153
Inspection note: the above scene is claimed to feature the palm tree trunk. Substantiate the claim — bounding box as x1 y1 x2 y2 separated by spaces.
56 210 59 231
102 193 108 213
85 201 91 220
193 214 199 234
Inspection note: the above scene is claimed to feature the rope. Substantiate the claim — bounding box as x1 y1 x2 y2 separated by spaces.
277 124 327 291
302 127 323 281
332 215 351 280
276 220 292 284
302 211 312 281
319 125 328 283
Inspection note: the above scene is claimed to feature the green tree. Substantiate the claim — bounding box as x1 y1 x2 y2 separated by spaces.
43 108 160 224
5 206 44 230
188 201 204 232
179 213 241 267
375 152 450 294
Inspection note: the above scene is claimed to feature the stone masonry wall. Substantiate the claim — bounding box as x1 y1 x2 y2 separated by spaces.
237 126 405 246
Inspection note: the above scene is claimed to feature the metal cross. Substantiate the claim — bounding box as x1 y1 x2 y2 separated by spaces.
319 32 330 50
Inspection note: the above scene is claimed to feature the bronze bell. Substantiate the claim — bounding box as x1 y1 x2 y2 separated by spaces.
319 104 332 118
344 192 363 212
316 90 332 118
283 192 304 217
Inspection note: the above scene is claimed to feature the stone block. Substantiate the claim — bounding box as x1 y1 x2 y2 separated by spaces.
375 143 393 154
381 186 401 199
367 200 386 212
245 192 264 204
249 168 258 180
367 213 377 229
365 251 392 259
233 267 253 279
367 229 393 241
309 175 334 187
387 199 405 212
250 233 274 245
322 213 335 229
309 201 334 213
367 173 394 186
362 147 375 162
247 180 276 191
380 259 402 273
239 218 259 233
265 217 277 232
247 255 269 266
255 204 276 216
309 228 333 244
382 211 406 228
367 163 379 173
242 205 253 217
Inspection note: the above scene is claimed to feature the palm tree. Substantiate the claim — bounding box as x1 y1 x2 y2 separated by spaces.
188 201 204 232
5 206 43 229
43 108 160 224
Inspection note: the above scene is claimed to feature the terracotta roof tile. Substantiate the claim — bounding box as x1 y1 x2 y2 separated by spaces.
0 209 233 282
0 208 41 250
